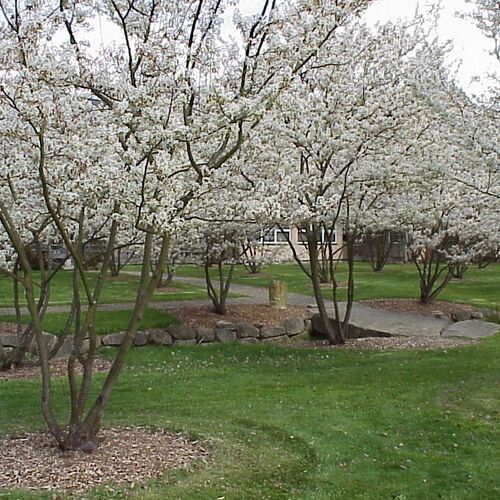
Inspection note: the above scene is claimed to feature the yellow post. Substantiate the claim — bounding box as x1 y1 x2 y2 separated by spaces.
269 280 287 309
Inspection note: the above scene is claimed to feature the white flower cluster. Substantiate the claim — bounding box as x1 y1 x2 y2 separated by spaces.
0 0 497 278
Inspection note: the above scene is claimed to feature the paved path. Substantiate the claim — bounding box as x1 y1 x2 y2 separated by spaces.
1 275 498 340
308 302 452 338
0 276 291 316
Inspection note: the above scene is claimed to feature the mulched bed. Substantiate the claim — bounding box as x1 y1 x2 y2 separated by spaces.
298 336 478 351
168 304 309 328
0 427 209 494
359 299 477 319
169 304 478 351
0 357 113 382
0 322 19 335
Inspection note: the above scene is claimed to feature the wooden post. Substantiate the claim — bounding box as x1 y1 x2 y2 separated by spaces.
269 280 287 309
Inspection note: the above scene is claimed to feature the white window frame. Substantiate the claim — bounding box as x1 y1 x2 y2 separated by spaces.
298 226 337 244
261 226 291 245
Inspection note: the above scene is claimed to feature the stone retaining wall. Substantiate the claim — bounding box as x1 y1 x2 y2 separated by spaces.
0 317 312 355
101 317 312 347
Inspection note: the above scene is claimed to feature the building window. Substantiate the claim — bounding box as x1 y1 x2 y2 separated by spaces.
390 231 406 243
298 227 337 244
262 226 291 245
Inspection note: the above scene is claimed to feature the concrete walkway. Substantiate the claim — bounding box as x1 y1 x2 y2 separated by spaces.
170 277 500 339
0 275 498 340
0 276 283 316
308 302 453 338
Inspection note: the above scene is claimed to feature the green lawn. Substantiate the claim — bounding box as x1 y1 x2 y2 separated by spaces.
177 262 500 309
0 308 178 335
1 338 499 498
0 270 208 308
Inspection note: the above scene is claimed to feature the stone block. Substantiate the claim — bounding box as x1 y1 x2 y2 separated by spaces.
134 331 148 347
239 337 259 345
441 320 499 339
216 329 237 343
0 334 19 348
215 320 236 331
148 329 173 346
101 332 126 347
260 325 286 339
28 333 58 353
451 310 472 322
196 327 216 343
167 324 196 341
284 317 305 336
481 309 500 323
42 333 58 352
236 321 260 338
53 337 91 358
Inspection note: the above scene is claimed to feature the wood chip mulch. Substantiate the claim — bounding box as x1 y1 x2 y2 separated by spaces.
0 358 113 382
297 336 478 351
0 427 209 494
0 322 19 335
168 304 309 328
359 299 477 319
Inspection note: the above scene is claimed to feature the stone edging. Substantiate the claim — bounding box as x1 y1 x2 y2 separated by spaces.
102 316 312 347
0 317 312 355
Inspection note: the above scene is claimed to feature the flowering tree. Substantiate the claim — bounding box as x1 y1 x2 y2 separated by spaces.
188 221 242 315
380 75 500 303
395 171 499 303
1 0 370 450
244 19 453 343
466 0 500 62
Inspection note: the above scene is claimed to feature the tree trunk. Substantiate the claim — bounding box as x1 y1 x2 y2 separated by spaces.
0 338 10 372
309 235 343 345
369 230 393 272
67 234 171 449
159 269 174 287
109 249 119 277
414 247 455 304
204 262 234 315
241 239 263 274
452 262 468 279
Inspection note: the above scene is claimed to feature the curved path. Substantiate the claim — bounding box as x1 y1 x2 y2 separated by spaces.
0 275 497 340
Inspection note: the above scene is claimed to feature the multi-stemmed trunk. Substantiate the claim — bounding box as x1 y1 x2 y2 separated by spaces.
367 230 393 272
308 239 345 344
110 244 139 277
204 262 235 315
413 247 455 304
283 224 354 345
317 242 333 284
452 262 469 279
241 238 264 275
1 191 171 451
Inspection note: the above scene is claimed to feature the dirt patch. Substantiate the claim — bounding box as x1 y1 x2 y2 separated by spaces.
296 336 478 351
168 304 309 328
359 299 478 319
0 322 18 335
0 427 208 494
0 357 113 382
